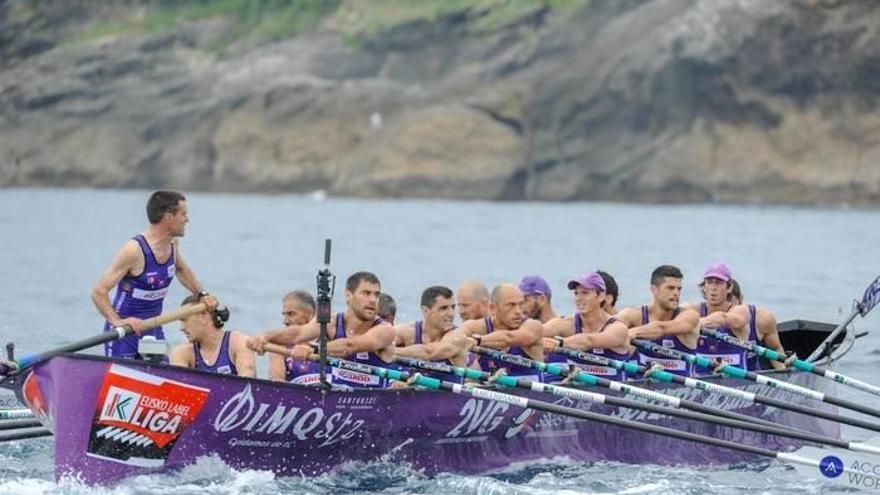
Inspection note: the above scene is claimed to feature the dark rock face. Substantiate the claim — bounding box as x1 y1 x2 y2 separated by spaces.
1 0 879 205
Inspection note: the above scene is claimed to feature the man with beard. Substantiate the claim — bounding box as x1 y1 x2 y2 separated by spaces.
462 283 545 381
519 275 558 323
617 265 700 377
457 280 491 322
248 271 396 388
394 286 468 383
691 273 786 371
542 273 632 381
680 263 749 374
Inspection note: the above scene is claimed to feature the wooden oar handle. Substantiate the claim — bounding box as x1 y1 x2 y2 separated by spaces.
263 343 293 357
139 303 208 330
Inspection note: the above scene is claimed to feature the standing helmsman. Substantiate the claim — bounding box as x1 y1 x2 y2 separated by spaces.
92 190 215 359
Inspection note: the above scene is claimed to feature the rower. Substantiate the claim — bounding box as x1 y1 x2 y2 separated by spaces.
268 290 321 384
378 292 398 324
543 272 632 381
519 275 558 323
680 263 749 375
394 286 467 383
597 270 620 314
248 271 397 389
463 283 545 381
457 280 490 322
169 295 255 377
92 190 217 360
714 278 787 371
617 265 700 377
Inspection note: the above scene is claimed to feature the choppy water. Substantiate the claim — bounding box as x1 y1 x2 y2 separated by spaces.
2 188 880 494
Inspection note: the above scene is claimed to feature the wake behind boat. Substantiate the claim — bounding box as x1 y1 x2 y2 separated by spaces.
0 322 855 485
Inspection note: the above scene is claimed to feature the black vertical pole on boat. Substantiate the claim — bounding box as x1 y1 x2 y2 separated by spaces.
316 239 335 390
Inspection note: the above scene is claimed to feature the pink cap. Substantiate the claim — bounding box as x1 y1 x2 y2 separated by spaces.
567 273 606 292
703 263 732 282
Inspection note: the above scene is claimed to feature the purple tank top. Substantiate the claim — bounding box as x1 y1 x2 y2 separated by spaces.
330 313 393 388
745 305 762 370
413 321 462 384
635 305 694 376
193 331 237 375
477 317 542 380
103 235 176 358
694 303 747 374
573 315 630 381
285 322 336 385
285 352 324 386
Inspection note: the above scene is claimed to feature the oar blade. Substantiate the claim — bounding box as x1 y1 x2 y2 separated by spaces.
859 276 880 316
784 446 880 491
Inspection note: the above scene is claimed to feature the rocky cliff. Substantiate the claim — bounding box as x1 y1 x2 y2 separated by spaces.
1 0 878 205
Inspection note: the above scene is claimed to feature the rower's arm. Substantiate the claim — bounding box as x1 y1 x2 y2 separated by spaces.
327 324 395 357
91 240 140 327
542 317 572 338
757 309 786 370
172 248 205 295
268 353 287 381
614 307 643 329
231 331 257 378
169 343 195 368
480 320 542 349
629 309 700 340
564 321 629 351
395 329 467 361
392 324 415 347
248 319 319 351
701 305 749 331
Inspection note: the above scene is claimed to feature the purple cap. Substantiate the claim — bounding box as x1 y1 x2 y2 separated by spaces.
519 275 552 298
703 263 732 282
567 273 606 292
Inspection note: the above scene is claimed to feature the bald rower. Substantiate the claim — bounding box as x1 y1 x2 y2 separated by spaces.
462 283 544 381
457 280 491 322
268 290 319 384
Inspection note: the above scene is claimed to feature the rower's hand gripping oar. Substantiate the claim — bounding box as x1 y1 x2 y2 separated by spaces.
631 338 880 421
551 345 880 434
0 303 208 376
310 353 880 490
392 355 880 456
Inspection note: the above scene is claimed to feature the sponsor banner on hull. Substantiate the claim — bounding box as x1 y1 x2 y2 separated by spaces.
87 364 210 468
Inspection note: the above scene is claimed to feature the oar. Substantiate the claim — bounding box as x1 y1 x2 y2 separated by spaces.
0 426 51 443
0 418 42 430
631 338 880 420
469 346 794 430
702 327 880 398
554 346 880 434
312 353 880 490
0 408 34 420
393 356 880 455
805 275 880 362
0 303 208 376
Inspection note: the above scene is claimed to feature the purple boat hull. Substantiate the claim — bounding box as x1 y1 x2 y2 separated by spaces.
12 353 844 484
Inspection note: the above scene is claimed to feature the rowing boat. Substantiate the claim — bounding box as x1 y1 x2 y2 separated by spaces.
0 320 851 485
